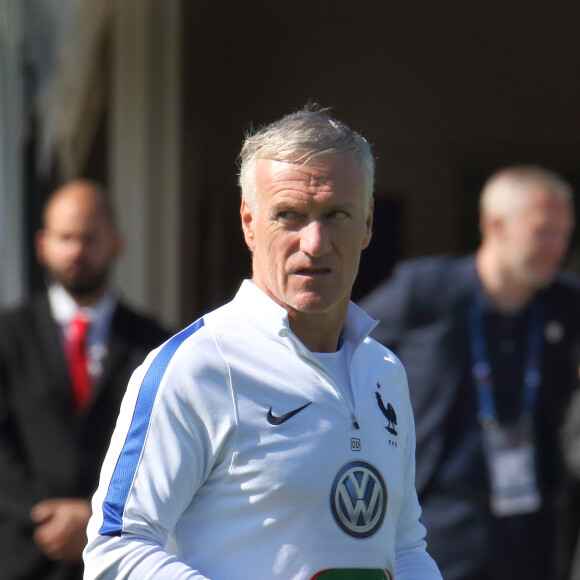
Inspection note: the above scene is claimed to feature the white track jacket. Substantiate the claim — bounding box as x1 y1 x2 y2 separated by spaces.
84 281 442 580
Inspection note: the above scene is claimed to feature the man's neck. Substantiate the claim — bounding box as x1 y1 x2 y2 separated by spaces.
287 308 346 353
72 288 108 308
475 248 534 314
54 282 109 309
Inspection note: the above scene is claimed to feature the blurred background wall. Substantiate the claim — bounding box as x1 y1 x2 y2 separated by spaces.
1 0 579 329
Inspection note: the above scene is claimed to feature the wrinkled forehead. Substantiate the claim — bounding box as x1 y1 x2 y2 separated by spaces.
255 155 369 195
255 161 368 216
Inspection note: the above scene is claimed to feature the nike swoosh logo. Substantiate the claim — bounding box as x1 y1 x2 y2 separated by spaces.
267 402 312 425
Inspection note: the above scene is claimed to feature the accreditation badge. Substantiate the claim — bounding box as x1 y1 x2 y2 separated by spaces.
482 422 541 517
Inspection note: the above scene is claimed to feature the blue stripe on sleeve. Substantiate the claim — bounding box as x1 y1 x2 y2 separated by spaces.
98 318 205 536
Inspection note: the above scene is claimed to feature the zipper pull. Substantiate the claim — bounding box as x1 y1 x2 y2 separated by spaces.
351 413 360 430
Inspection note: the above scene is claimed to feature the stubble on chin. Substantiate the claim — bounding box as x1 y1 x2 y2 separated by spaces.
51 268 109 300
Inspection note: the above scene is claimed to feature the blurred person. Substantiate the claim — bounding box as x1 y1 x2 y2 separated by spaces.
83 107 442 579
560 364 580 580
360 165 580 580
0 179 169 580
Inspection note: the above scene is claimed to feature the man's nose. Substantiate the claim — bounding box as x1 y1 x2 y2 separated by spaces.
299 220 331 257
66 237 88 258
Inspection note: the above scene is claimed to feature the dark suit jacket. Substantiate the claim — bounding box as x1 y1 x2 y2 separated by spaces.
359 254 580 580
0 293 169 580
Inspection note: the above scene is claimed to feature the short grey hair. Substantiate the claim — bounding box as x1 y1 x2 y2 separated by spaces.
480 164 573 222
238 106 375 213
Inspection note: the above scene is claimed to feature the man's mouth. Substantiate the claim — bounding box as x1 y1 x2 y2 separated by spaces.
65 264 83 275
294 267 332 277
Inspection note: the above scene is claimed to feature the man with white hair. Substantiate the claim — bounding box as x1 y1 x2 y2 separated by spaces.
83 107 442 579
360 165 580 580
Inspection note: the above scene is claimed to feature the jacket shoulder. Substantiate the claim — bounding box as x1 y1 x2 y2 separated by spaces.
112 302 171 347
0 294 52 331
551 269 580 294
392 254 472 281
360 254 474 307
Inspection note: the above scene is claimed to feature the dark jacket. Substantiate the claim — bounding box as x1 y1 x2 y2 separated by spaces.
359 254 580 580
0 293 169 580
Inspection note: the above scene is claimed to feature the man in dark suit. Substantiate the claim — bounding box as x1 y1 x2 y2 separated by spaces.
0 179 169 580
360 165 580 580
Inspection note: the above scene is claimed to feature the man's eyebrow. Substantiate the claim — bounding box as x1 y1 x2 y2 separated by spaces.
325 201 356 211
270 201 300 212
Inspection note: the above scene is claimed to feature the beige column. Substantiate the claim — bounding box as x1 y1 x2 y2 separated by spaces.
109 0 182 329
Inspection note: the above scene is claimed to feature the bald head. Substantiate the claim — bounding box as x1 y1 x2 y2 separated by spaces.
36 179 122 305
43 179 116 231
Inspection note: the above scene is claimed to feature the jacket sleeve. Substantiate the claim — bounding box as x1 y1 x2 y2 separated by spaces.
83 535 211 580
83 332 234 580
394 376 443 579
0 323 44 522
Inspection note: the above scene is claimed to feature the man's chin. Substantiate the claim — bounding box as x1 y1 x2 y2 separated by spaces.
285 291 346 315
59 277 107 300
526 267 557 290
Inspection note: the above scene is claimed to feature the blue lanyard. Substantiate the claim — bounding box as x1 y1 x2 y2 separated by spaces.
469 299 543 426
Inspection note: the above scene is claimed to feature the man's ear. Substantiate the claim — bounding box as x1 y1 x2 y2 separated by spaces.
481 214 504 240
362 199 374 250
34 230 47 266
240 198 256 250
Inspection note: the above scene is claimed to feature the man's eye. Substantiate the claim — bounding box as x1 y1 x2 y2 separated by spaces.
327 210 349 220
278 211 301 221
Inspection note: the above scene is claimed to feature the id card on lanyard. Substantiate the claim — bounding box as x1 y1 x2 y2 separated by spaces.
469 299 543 517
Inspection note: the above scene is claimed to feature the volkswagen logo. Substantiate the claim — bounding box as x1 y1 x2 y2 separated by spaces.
330 460 387 539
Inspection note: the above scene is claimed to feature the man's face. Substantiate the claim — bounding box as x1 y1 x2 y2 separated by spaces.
500 189 573 289
241 155 373 318
36 190 122 299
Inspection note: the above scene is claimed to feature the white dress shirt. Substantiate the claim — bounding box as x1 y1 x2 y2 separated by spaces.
48 283 117 383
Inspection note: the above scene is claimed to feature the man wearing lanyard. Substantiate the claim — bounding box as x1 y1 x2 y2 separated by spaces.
359 165 580 580
0 180 169 580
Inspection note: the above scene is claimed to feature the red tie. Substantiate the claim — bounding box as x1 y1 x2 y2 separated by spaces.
67 315 91 414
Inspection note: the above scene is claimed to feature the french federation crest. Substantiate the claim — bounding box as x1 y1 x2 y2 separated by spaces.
375 383 398 436
330 460 387 539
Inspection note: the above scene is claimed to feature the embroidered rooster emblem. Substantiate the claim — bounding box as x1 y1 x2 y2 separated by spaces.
375 392 398 436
